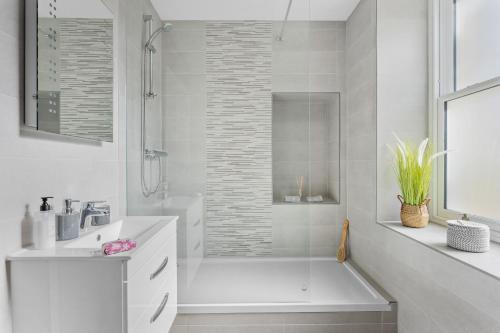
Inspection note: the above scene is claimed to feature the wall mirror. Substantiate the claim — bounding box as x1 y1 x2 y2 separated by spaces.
25 0 114 142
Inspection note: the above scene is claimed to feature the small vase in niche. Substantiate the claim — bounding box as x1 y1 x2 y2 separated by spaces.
296 175 304 201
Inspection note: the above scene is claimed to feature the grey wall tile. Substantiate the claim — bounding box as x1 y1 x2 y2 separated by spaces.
272 74 310 92
309 51 340 74
284 323 384 333
309 74 344 92
309 30 338 51
273 51 309 74
168 20 206 31
164 73 206 95
346 0 375 43
164 51 206 74
163 29 206 51
185 313 286 326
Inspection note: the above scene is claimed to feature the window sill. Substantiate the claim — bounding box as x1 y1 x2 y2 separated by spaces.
377 221 500 282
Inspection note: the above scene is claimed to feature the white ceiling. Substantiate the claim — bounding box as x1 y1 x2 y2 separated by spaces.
150 0 361 21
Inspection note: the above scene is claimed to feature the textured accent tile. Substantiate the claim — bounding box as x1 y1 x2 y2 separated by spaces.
58 18 113 142
205 21 273 256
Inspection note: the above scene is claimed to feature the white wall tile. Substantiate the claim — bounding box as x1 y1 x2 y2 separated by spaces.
0 33 22 98
0 0 23 39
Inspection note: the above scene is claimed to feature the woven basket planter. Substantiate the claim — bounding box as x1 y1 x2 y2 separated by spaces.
447 220 490 253
398 195 430 228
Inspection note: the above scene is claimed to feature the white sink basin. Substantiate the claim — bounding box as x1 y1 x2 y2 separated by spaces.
64 218 160 249
65 220 123 249
7 216 178 259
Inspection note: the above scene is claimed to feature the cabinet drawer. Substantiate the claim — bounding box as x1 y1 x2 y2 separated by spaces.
130 277 177 333
151 285 177 333
128 220 176 277
128 237 176 327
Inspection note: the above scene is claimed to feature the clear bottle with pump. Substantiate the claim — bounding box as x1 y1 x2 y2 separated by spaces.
34 197 56 249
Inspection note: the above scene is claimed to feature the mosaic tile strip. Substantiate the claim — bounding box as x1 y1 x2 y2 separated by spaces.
59 18 113 142
206 21 273 256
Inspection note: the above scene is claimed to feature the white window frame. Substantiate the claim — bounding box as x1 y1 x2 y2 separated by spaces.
429 0 500 242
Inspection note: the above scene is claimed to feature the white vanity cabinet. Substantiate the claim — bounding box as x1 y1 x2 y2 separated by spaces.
8 217 178 333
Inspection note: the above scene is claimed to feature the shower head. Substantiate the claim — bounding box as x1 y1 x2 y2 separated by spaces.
161 22 173 32
145 23 172 52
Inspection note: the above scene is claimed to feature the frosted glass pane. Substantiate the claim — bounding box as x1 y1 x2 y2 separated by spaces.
446 85 500 220
455 0 500 90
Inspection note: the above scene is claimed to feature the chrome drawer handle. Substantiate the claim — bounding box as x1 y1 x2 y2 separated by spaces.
150 292 169 324
193 219 201 227
150 256 169 280
193 241 201 251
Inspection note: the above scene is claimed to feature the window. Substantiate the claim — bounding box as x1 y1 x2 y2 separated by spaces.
445 85 500 220
454 0 500 90
432 0 500 241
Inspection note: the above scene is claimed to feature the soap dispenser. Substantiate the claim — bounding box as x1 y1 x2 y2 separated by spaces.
34 197 56 249
56 199 81 241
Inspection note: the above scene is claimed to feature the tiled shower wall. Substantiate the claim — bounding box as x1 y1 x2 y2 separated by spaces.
163 21 347 256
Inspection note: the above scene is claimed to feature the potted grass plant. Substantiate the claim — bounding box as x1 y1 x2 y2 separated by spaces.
390 135 448 228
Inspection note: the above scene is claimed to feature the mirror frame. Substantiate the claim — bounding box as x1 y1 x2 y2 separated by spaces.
25 0 38 128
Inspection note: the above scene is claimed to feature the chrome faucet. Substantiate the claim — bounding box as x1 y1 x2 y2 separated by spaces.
80 201 111 230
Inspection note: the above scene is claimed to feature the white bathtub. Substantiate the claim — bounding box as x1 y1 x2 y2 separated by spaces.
178 257 391 314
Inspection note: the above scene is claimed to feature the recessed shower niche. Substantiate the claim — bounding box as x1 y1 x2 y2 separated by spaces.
272 92 340 204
